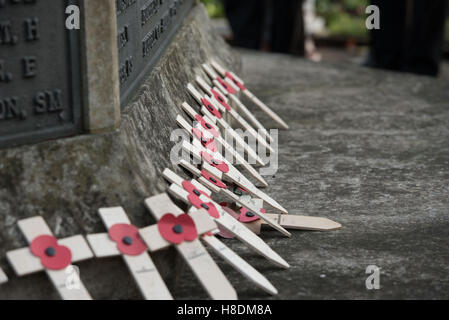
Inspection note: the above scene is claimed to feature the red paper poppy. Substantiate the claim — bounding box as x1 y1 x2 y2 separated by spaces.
187 193 220 219
30 235 72 270
238 207 266 223
108 224 147 256
211 89 231 111
182 180 211 200
192 128 218 152
201 170 228 189
201 98 222 119
158 213 198 244
195 114 219 137
201 152 230 173
225 72 246 91
217 77 237 95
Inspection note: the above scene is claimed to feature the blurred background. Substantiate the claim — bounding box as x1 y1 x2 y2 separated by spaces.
201 0 449 78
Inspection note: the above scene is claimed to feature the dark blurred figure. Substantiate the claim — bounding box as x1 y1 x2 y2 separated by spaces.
224 0 305 55
367 0 448 76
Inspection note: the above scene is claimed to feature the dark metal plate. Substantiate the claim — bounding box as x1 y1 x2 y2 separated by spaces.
117 0 194 105
0 0 82 148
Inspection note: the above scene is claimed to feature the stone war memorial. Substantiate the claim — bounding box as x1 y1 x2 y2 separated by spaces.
0 0 448 303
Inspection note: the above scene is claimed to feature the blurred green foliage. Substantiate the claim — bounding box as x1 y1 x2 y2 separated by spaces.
316 0 369 39
201 0 225 18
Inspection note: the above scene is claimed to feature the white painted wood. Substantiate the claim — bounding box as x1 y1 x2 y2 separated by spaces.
167 182 290 268
95 207 173 300
200 105 265 167
0 268 7 284
9 216 93 300
187 83 205 105
182 139 287 214
180 102 268 187
86 233 120 258
209 60 289 129
7 247 44 276
202 234 278 295
196 75 275 153
263 214 342 231
178 112 268 187
144 194 237 300
139 209 217 252
59 235 94 262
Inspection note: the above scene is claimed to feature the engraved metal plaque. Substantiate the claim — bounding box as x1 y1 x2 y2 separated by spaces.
0 0 82 148
117 0 194 105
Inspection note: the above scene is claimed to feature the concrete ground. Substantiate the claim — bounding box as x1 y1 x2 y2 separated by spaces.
171 50 449 299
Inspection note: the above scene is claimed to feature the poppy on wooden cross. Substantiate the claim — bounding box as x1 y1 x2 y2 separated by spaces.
86 207 173 300
220 198 342 236
209 60 290 130
201 65 275 144
140 193 238 300
181 139 289 217
187 83 266 167
6 216 93 300
195 75 275 152
162 168 290 269
176 109 268 188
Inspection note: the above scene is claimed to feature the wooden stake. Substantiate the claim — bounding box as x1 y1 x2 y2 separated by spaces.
6 216 93 300
209 60 290 129
86 207 173 300
142 193 238 300
199 68 274 143
162 168 290 268
176 113 268 188
201 234 278 296
187 83 266 167
195 76 275 153
181 140 289 215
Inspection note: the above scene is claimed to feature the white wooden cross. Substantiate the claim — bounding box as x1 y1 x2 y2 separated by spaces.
208 59 290 130
140 193 238 300
163 168 290 269
187 83 266 167
223 198 342 235
176 110 267 188
179 102 268 188
0 268 7 285
195 75 275 153
181 139 289 215
6 216 93 300
199 67 275 144
86 207 173 300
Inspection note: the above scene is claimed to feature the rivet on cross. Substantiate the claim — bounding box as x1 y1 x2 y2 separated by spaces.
140 193 238 300
86 207 173 300
6 216 93 300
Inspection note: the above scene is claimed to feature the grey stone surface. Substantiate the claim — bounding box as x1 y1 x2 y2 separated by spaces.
82 0 121 133
0 4 240 299
171 50 449 299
